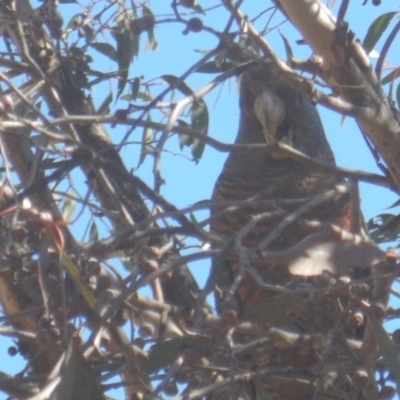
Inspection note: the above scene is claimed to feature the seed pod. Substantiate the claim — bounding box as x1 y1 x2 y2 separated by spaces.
163 381 178 396
352 369 369 389
7 346 18 357
182 18 203 35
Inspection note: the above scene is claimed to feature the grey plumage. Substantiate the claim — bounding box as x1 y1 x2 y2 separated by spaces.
212 63 339 226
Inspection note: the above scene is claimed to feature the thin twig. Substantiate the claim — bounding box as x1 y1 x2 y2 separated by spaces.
337 0 350 21
375 18 400 80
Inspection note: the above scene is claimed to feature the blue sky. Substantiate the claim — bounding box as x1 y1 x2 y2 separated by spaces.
0 1 399 398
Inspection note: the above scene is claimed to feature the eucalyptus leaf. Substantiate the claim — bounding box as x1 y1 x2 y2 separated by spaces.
382 67 400 85
61 194 76 223
369 316 400 397
89 221 99 242
148 337 196 372
55 340 103 400
138 115 154 167
97 92 113 115
363 12 396 54
196 61 235 73
90 42 117 61
161 74 193 96
279 32 293 62
115 28 138 98
191 100 208 161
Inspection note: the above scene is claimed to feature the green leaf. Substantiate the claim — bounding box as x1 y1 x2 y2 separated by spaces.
90 42 117 61
61 194 76 223
387 198 400 209
82 25 94 43
362 12 396 54
191 100 208 161
161 75 208 161
145 28 158 51
279 32 293 62
55 340 103 400
114 28 138 98
177 119 193 149
340 114 347 127
196 61 235 73
138 115 154 167
148 338 196 372
96 92 113 115
382 67 400 85
369 316 400 396
120 91 152 102
131 77 141 100
368 213 400 243
396 82 400 109
141 5 158 51
89 221 99 242
88 73 115 87
136 92 152 101
388 79 394 102
161 74 193 96
120 93 133 101
243 293 302 325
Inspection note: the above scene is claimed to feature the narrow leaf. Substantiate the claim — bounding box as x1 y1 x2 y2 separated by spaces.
191 100 209 161
83 25 94 43
362 12 396 54
97 92 113 115
145 28 158 51
61 195 76 223
136 92 152 101
340 114 347 127
89 221 99 242
387 198 400 209
369 316 400 396
56 340 103 400
90 42 117 61
279 32 293 62
196 61 235 73
177 119 193 149
115 28 138 98
161 74 193 96
138 115 154 167
382 67 400 85
148 338 196 372
131 77 141 100
396 82 400 109
142 5 158 51
243 293 302 325
161 75 208 161
60 251 97 310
